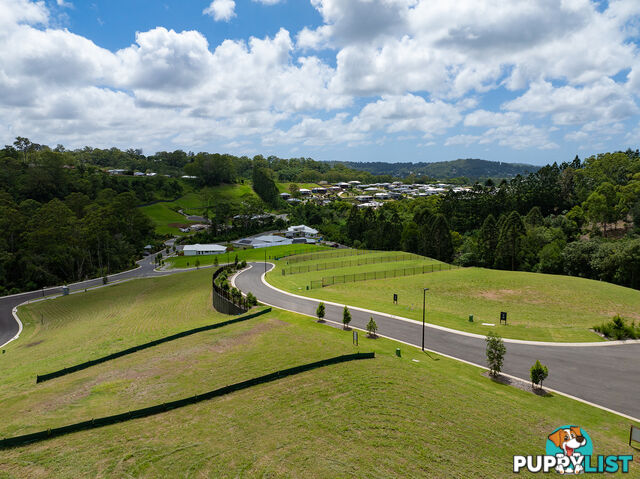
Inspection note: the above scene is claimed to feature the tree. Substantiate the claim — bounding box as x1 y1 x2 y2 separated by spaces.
234 254 239 266
530 360 549 389
525 206 544 227
478 214 498 266
213 256 219 267
494 211 526 270
366 317 378 338
195 258 200 270
316 302 325 322
342 305 351 329
485 331 506 377
427 214 453 262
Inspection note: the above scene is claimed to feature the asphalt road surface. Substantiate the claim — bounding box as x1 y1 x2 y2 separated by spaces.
2 256 639 420
234 263 640 420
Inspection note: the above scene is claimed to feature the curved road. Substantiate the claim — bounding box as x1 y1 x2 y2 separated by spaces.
235 263 640 421
0 253 178 348
2 256 639 421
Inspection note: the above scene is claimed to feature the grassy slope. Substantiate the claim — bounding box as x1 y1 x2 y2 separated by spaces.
267 253 640 342
166 244 331 269
1 269 637 477
139 184 260 236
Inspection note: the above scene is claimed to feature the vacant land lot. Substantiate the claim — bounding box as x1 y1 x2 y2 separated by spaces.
267 254 640 342
166 244 330 269
0 268 637 477
139 185 260 235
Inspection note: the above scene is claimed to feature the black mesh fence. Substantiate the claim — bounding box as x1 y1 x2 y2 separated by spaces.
3 352 375 450
310 263 460 289
285 249 374 265
282 253 424 275
212 266 249 314
36 308 271 384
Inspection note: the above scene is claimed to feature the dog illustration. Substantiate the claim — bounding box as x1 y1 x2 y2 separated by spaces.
548 426 587 474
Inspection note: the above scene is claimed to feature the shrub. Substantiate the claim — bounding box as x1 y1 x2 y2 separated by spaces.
593 315 639 340
530 360 549 389
195 259 200 269
239 260 247 269
485 331 506 377
316 302 325 322
213 256 219 266
246 292 258 307
342 305 351 330
366 317 378 338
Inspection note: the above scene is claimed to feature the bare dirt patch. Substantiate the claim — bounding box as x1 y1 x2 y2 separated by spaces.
476 289 520 301
482 371 552 397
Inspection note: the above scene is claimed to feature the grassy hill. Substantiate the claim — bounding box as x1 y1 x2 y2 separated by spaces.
139 184 260 236
1 268 636 477
266 250 640 342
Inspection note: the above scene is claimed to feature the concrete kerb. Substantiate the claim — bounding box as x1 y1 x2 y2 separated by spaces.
234 264 640 425
255 262 640 348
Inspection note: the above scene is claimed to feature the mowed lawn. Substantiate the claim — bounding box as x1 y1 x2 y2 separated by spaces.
272 253 447 292
138 202 197 236
166 244 331 269
1 269 637 477
267 257 640 342
139 185 260 235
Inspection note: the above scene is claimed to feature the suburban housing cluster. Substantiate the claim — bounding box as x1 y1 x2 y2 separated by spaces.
182 225 319 257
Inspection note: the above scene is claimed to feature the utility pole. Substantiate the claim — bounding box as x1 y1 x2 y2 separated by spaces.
422 288 429 351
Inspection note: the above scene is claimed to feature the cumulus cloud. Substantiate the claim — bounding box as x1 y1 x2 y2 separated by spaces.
0 0 639 155
203 0 236 22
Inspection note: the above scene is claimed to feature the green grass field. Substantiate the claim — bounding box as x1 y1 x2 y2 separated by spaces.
138 202 197 236
267 252 640 342
139 184 261 236
1 268 637 477
166 244 331 269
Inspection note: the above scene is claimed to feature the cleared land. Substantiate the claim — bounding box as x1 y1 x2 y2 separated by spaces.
267 251 640 342
1 268 637 477
139 185 260 235
166 244 330 269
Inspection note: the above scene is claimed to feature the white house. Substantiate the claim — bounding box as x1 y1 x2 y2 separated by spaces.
286 225 319 238
183 244 227 256
298 188 312 196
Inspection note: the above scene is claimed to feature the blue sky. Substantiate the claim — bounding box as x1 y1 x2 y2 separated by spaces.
1 0 640 165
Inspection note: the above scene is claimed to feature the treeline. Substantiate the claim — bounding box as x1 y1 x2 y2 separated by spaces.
289 149 640 290
0 143 171 294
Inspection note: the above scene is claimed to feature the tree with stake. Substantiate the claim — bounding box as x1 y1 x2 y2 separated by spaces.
214 256 219 267
366 317 378 338
530 360 549 389
195 258 200 270
342 305 351 330
486 331 506 377
316 302 325 322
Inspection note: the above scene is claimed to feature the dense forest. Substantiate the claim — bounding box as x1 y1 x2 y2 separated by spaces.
290 150 640 290
345 158 539 181
3 136 640 294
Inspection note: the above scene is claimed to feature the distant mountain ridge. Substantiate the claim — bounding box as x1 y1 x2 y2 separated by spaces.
341 158 540 180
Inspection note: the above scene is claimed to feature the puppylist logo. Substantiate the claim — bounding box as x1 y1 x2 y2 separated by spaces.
513 425 634 474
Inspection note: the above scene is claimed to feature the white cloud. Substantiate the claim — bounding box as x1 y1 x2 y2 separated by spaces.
203 0 236 22
56 0 73 8
1 0 639 156
504 79 638 125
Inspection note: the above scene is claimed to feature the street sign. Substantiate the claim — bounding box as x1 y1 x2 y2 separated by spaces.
631 425 640 446
353 330 358 346
500 312 507 324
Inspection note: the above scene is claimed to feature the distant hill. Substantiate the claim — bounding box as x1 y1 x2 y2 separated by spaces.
342 159 539 180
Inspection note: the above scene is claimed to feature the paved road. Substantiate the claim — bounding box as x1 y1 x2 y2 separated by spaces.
0 254 173 348
234 263 640 420
2 255 639 420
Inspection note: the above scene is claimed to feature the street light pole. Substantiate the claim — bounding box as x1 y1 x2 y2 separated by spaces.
264 248 267 274
422 288 429 351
